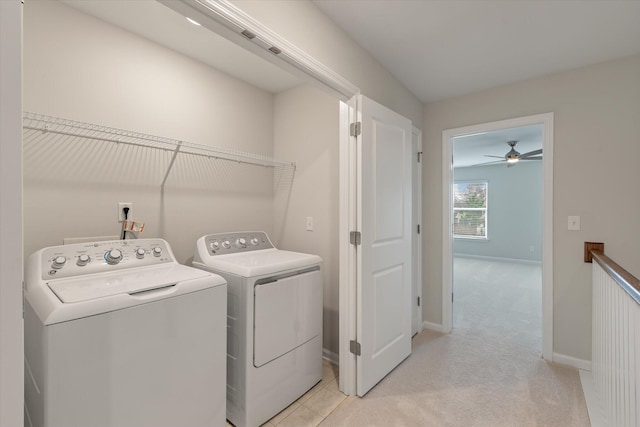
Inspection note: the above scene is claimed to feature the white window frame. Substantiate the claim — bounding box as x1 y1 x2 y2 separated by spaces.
453 180 488 240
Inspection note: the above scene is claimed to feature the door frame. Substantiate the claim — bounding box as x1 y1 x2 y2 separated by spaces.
412 126 423 336
338 97 358 395
442 113 554 361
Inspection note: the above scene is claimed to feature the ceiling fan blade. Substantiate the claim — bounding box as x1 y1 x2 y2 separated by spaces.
520 156 542 161
520 149 542 159
484 155 504 159
466 160 504 167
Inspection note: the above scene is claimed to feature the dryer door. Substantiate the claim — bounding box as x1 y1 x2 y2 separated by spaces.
253 268 321 367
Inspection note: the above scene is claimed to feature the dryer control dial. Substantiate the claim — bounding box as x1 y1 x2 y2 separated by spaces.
210 241 220 251
222 240 231 249
76 254 90 267
105 249 123 265
236 238 247 248
135 248 146 259
152 247 162 257
52 256 67 269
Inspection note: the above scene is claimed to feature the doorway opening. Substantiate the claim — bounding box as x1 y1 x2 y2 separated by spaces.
451 124 544 352
442 114 554 360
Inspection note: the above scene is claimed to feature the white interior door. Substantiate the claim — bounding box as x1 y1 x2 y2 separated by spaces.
356 95 412 396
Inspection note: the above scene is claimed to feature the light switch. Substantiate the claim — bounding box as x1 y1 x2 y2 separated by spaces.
306 216 314 231
568 215 580 231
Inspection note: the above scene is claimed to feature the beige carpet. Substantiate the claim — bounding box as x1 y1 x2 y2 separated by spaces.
321 257 590 426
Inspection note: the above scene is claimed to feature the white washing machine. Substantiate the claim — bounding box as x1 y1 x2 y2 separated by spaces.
192 232 323 427
24 238 227 427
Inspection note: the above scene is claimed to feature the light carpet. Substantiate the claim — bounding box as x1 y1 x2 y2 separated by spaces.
321 257 590 426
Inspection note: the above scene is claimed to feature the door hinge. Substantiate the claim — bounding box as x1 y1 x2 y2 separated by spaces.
350 231 361 246
350 122 361 137
417 151 423 163
417 296 421 306
417 224 421 234
350 340 361 356
452 293 454 303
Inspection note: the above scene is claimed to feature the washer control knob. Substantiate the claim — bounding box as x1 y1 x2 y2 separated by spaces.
76 254 91 267
105 249 122 265
135 248 146 259
152 247 162 257
222 240 231 249
236 238 247 248
250 237 259 246
52 256 67 269
210 241 220 251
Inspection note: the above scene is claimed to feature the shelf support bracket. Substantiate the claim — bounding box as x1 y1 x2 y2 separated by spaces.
161 141 183 192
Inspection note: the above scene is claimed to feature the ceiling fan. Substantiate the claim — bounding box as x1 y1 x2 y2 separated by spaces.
480 140 542 167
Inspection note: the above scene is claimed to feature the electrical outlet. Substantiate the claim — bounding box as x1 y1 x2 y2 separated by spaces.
118 202 132 222
306 216 314 231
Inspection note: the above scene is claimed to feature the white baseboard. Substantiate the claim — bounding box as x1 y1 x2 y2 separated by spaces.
552 352 591 371
422 321 445 333
323 348 339 365
454 253 542 265
578 370 605 427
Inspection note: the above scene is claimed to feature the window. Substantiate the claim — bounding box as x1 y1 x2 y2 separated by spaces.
453 182 488 238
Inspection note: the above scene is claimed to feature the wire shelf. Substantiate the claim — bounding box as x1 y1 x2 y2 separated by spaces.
22 112 295 189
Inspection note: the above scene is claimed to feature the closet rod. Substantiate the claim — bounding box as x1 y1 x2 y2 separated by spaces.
23 112 295 169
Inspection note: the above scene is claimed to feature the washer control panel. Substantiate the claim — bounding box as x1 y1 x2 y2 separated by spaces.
40 239 172 280
204 232 273 256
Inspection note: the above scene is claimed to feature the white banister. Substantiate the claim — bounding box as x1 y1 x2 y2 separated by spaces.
590 256 640 427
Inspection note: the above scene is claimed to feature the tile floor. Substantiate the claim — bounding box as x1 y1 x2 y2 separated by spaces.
225 359 346 427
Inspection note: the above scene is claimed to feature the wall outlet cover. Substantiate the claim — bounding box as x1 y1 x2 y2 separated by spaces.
568 215 580 231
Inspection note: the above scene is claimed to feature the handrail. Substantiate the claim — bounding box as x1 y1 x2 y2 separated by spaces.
590 250 640 305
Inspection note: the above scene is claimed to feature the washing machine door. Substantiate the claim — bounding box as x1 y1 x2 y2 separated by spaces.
253 268 322 367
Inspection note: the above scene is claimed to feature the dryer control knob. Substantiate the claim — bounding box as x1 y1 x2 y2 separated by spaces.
105 249 122 265
152 247 162 257
52 256 67 269
76 254 90 266
250 237 259 246
236 238 247 248
222 240 231 249
135 248 146 259
210 241 220 251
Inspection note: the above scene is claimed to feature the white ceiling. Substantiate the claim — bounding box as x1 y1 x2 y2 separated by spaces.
312 0 640 103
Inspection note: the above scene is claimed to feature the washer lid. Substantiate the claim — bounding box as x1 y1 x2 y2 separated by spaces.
199 248 322 277
47 264 220 303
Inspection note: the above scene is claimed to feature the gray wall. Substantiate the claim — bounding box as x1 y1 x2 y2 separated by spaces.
0 1 24 425
424 54 640 362
273 85 340 354
23 1 275 263
453 162 542 262
230 0 424 129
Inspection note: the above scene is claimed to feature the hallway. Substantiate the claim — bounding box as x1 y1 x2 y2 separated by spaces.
312 257 589 426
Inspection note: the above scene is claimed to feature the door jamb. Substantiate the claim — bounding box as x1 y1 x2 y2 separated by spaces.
412 126 423 335
441 113 554 361
338 96 358 395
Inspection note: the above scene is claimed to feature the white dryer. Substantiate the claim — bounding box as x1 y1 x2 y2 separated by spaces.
192 232 323 427
24 238 227 427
